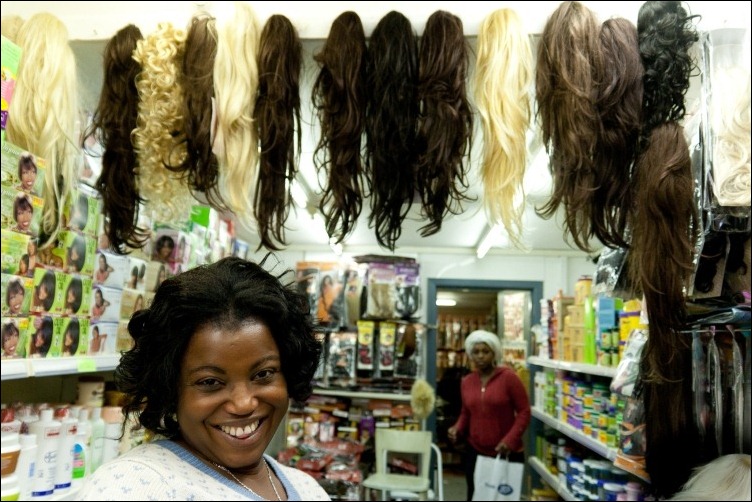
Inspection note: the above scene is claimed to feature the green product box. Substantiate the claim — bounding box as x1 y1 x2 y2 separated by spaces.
1 315 28 359
56 316 90 357
1 188 43 237
62 184 101 238
30 267 66 315
62 273 93 317
1 141 47 197
1 273 33 316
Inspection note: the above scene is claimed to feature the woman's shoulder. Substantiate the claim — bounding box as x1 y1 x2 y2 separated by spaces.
270 458 331 501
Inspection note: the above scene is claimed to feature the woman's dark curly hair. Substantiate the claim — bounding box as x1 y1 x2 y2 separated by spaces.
116 255 321 439
637 1 699 145
312 11 368 245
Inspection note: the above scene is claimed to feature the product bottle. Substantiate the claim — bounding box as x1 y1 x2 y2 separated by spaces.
53 408 78 494
100 407 123 466
71 409 89 488
88 407 105 473
27 408 61 499
16 433 37 500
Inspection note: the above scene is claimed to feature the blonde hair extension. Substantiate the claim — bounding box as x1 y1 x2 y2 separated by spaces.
711 66 751 207
1 15 24 42
131 22 193 223
6 12 80 247
474 8 533 249
669 454 751 501
213 1 261 221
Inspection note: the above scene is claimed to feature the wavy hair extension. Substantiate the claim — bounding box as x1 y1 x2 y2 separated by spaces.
534 1 601 252
474 8 532 248
84 24 148 254
168 15 228 212
132 22 193 223
365 11 419 250
591 17 644 249
311 11 367 245
1 15 24 42
5 12 80 249
213 1 261 221
415 10 474 238
254 14 303 251
637 1 699 143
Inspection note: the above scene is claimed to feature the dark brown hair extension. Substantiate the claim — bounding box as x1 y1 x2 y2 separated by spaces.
592 17 643 249
254 14 302 251
311 11 367 245
167 15 227 212
534 1 601 252
415 10 474 237
84 24 147 254
365 11 419 250
637 1 699 144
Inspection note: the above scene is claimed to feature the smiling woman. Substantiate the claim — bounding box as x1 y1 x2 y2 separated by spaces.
77 255 330 501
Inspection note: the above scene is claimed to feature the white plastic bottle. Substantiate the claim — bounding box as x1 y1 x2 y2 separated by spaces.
53 408 77 494
16 433 37 500
71 409 89 489
88 407 105 473
27 409 61 499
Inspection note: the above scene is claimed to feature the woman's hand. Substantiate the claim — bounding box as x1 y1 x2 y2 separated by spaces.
495 441 511 456
447 426 458 443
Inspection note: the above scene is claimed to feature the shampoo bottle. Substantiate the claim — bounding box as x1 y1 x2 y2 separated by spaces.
53 408 77 494
16 433 37 500
28 408 60 499
88 407 105 473
71 409 89 488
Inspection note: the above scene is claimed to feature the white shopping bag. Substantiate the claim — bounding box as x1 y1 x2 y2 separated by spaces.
472 454 524 501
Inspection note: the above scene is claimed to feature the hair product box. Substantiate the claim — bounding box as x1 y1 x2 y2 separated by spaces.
1 315 28 359
1 35 21 138
88 322 118 355
0 229 34 276
62 184 101 238
90 285 122 323
143 260 169 293
119 288 145 321
93 250 128 288
1 188 43 237
116 320 133 352
46 230 97 276
1 273 33 316
151 228 191 265
30 267 66 315
126 256 147 291
24 315 59 358
56 316 90 357
61 273 93 317
1 141 47 197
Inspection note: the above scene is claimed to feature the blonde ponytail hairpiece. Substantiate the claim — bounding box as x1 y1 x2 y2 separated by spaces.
6 12 80 247
213 1 261 221
132 22 193 223
474 8 533 249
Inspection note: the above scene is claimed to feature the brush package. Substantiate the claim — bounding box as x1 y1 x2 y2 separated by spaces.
377 322 396 378
356 320 375 378
328 330 357 387
394 323 423 379
393 262 420 319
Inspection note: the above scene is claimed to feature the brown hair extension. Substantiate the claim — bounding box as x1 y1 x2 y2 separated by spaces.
592 17 643 249
535 1 601 252
254 14 302 251
365 11 419 250
168 15 227 212
415 10 474 237
84 24 147 254
311 11 368 246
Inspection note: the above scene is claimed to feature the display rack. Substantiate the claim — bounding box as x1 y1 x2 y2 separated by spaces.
528 456 576 501
527 356 617 378
531 407 617 461
0 354 121 380
312 387 412 402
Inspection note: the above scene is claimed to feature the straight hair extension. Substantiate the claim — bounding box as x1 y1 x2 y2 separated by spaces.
132 22 194 223
311 11 367 245
1 15 24 43
592 17 643 249
534 1 601 252
365 11 419 250
6 12 80 248
169 15 228 212
637 1 699 143
85 24 148 254
415 10 474 238
254 14 302 251
213 1 261 221
474 8 533 249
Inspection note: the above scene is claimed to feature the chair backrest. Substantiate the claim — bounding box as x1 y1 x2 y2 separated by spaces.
374 429 433 482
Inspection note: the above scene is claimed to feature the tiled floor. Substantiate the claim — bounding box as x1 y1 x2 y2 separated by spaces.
442 465 468 501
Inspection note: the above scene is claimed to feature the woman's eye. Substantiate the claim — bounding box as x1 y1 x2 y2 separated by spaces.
254 368 277 381
196 378 222 388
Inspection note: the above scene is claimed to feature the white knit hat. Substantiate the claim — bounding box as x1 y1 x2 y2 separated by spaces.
464 329 502 364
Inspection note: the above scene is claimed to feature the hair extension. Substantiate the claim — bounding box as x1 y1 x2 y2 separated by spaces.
1 15 24 43
474 8 532 248
254 14 303 251
84 25 147 254
710 65 751 206
311 11 367 246
213 1 261 221
637 1 699 143
669 454 751 501
5 12 80 249
692 230 727 294
534 1 601 252
132 22 194 224
415 10 474 237
592 17 644 249
365 11 419 250
168 15 228 212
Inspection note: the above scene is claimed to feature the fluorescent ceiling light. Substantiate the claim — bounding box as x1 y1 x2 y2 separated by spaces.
476 224 509 259
436 298 457 307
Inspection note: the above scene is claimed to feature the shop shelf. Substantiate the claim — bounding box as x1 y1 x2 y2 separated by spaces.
531 407 618 461
528 455 576 501
527 356 617 378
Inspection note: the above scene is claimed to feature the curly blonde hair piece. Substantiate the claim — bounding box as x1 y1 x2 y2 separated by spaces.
132 22 194 223
474 8 533 249
6 12 80 248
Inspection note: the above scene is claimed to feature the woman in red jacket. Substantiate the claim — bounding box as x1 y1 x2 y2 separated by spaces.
447 329 531 500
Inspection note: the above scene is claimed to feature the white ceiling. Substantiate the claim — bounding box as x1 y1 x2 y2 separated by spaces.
6 1 750 255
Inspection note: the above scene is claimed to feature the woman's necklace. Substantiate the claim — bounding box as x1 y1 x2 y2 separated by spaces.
212 459 282 501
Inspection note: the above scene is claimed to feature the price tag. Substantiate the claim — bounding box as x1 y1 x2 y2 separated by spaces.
77 358 97 372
